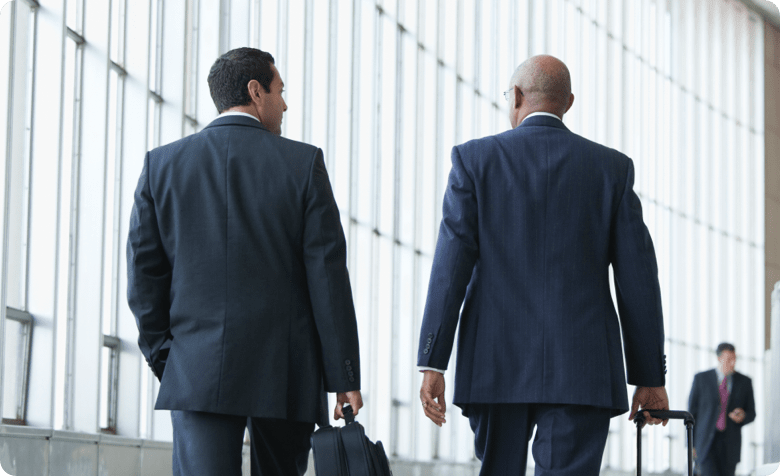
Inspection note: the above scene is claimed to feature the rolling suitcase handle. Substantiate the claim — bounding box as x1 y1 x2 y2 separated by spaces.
633 410 695 476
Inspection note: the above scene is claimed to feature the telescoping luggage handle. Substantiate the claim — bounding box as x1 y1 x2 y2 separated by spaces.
633 410 695 476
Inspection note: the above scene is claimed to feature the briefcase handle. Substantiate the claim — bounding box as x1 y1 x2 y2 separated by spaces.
342 404 356 425
633 410 695 476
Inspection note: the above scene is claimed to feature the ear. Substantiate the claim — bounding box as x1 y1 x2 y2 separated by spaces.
513 85 523 109
247 79 264 105
564 93 575 113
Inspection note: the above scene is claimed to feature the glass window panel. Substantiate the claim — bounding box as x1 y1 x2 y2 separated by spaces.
284 0 305 142
400 0 417 36
184 0 198 119
372 236 393 442
477 1 493 96
494 0 511 93
103 69 121 336
380 0 398 19
608 0 623 43
530 0 545 54
441 0 456 68
258 0 279 53
440 68 456 195
419 51 437 255
54 37 82 429
310 0 330 151
378 15 397 237
456 80 474 144
421 0 436 51
458 0 475 84
332 0 354 209
547 0 565 59
398 34 417 247
355 3 376 225
67 0 84 33
147 97 160 151
2 318 24 421
110 0 126 64
150 0 162 93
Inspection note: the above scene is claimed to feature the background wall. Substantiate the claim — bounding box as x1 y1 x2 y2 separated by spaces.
766 20 780 348
0 0 773 474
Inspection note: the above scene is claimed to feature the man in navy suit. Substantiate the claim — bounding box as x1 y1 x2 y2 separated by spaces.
127 47 362 476
417 55 669 475
688 343 756 476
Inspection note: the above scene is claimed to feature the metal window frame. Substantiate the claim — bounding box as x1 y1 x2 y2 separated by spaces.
2 307 34 425
100 334 120 434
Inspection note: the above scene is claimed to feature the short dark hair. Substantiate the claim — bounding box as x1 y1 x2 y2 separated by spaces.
207 47 275 113
716 343 736 356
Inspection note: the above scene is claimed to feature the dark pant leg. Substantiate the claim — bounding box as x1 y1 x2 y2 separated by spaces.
248 417 315 476
468 404 535 476
170 410 247 476
699 432 737 476
530 404 611 476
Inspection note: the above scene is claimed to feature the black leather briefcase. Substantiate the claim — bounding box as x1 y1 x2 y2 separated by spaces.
310 405 392 476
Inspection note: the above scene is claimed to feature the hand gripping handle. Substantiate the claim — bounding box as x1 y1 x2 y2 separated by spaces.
633 409 695 427
633 410 695 476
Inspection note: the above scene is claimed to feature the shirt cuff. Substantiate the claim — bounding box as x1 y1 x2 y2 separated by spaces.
418 366 445 374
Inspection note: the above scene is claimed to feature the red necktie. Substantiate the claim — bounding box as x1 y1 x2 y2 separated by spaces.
716 377 728 431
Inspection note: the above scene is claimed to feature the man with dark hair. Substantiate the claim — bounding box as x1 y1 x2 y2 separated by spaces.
417 55 669 475
127 47 362 476
689 343 756 476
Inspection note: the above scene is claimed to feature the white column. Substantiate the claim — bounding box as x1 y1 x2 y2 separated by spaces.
767 282 780 463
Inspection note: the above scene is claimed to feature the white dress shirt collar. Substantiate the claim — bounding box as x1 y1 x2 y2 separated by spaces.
521 111 563 124
217 111 261 122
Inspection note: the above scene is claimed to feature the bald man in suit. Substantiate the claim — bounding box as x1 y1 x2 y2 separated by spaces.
417 55 669 475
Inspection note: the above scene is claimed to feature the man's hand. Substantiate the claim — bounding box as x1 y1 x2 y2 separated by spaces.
334 390 363 421
629 386 669 427
728 407 746 424
420 370 447 427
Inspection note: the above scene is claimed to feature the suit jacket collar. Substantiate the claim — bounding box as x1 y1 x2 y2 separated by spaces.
204 114 270 132
518 114 569 132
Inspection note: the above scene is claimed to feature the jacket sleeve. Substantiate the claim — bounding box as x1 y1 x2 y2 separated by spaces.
126 152 172 381
610 159 666 387
302 149 361 393
740 375 756 427
417 146 479 370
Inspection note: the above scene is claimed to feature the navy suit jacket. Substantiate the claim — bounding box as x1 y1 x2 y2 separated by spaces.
127 115 360 426
688 369 756 466
417 115 666 415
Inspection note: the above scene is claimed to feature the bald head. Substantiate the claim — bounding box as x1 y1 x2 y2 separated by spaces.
509 55 573 121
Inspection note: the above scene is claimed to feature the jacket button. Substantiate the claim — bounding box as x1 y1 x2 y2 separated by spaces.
428 333 433 338
349 377 355 382
348 371 354 377
423 349 429 354
427 338 432 344
346 365 352 371
345 360 351 365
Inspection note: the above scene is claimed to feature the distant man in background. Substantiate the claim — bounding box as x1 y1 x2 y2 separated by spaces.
689 343 756 476
127 47 362 476
416 54 670 475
